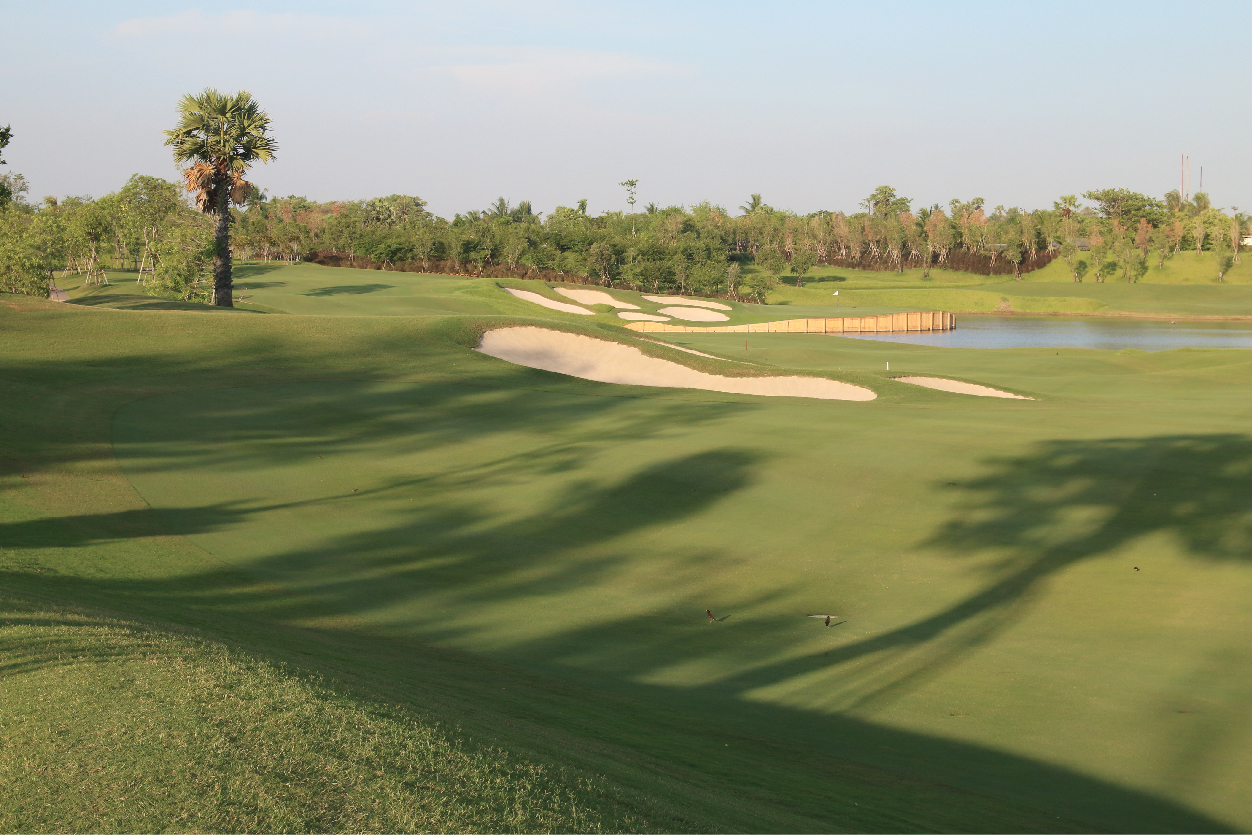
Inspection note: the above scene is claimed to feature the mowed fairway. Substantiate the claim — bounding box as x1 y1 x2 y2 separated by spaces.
3 269 1251 832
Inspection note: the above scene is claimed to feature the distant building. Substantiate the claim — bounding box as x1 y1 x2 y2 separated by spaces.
1242 235 1252 247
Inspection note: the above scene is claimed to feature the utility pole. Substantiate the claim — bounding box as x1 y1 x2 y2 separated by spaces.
1185 156 1190 202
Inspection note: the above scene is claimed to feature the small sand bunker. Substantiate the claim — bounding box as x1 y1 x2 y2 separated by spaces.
504 287 593 315
895 376 1032 399
619 312 670 321
642 295 731 310
555 287 640 308
477 327 876 401
658 306 730 322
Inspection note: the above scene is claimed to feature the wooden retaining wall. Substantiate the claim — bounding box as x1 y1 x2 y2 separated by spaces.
625 311 955 334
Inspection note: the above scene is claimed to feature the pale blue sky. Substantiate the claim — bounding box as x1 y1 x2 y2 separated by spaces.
5 1 1248 216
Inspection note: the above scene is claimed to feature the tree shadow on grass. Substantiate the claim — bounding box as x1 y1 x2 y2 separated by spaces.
304 283 394 297
7 425 1250 829
1 317 1246 831
715 434 1252 711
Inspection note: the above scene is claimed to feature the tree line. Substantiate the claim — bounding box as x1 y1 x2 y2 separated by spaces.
2 114 1248 301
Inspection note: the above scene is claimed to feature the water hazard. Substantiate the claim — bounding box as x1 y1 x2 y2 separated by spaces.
845 315 1252 351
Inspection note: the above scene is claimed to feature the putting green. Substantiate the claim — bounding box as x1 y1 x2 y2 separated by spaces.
110 328 1252 830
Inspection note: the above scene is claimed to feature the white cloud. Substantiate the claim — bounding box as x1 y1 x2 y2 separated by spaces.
435 49 693 95
108 9 370 40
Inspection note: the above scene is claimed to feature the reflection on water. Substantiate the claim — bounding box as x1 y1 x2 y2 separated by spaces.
846 316 1252 351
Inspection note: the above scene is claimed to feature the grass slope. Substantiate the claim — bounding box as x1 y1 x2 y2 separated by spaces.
0 591 654 833
3 286 1250 832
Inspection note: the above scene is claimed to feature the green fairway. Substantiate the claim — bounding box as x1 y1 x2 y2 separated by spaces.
3 287 1250 832
60 261 916 322
772 277 1252 318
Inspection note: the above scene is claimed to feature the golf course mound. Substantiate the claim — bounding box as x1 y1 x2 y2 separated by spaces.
477 327 876 400
895 376 1032 399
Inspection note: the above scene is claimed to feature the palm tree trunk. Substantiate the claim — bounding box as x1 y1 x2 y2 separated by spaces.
212 184 233 307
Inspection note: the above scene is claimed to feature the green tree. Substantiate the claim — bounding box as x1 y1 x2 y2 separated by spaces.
739 194 764 215
1150 225 1172 269
1212 237 1233 282
789 249 817 286
164 89 277 306
61 198 112 285
151 213 215 300
0 124 11 206
860 186 911 217
725 261 741 298
1113 232 1146 283
1002 238 1024 279
756 245 785 285
1054 195 1080 240
1081 188 1167 228
1087 228 1107 283
619 179 638 235
588 241 613 285
1059 240 1081 281
115 175 182 280
0 206 65 296
0 172 29 208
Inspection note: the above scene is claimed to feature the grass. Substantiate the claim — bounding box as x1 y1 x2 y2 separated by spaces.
4 267 1252 831
61 258 1252 322
0 592 655 833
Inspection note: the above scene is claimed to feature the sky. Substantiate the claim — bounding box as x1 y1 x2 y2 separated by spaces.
4 0 1249 218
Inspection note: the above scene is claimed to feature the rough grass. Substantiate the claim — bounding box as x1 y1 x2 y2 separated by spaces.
0 593 652 834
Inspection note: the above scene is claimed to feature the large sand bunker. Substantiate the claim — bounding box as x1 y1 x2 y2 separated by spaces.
619 312 670 321
504 287 593 315
555 287 640 308
895 376 1032 399
642 295 732 310
477 327 876 401
658 306 730 322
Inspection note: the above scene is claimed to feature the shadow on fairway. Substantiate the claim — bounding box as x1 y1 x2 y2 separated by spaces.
304 283 394 296
232 263 285 278
69 294 219 312
2 313 1247 832
11 406 1252 829
236 280 288 289
734 434 1252 712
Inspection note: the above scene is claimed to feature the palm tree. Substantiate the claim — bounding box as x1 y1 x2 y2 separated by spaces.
164 89 277 306
740 193 763 215
1054 195 1079 241
489 197 511 219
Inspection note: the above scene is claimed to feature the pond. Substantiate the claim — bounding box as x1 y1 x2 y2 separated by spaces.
845 315 1252 351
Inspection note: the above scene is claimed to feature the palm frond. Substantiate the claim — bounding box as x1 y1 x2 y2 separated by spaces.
165 88 277 214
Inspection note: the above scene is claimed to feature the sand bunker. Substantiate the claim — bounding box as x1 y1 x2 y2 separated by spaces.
642 295 732 310
477 327 875 401
658 306 730 322
504 287 593 315
555 287 640 308
619 312 670 321
895 376 1032 399
641 339 750 362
